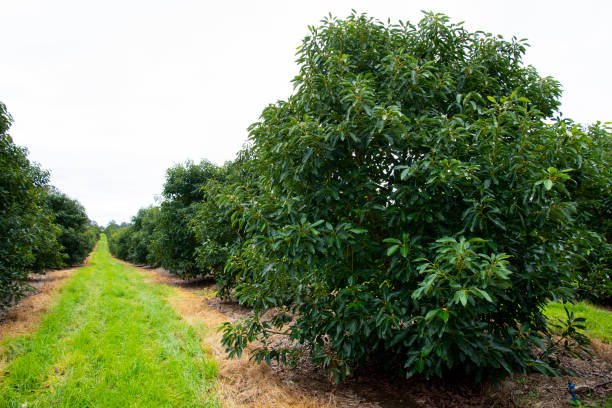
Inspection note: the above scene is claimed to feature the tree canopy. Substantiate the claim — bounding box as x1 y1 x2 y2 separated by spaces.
219 12 611 381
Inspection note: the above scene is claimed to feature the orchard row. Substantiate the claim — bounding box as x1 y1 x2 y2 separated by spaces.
0 103 100 311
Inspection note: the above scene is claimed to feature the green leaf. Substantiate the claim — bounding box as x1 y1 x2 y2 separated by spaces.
383 238 401 244
400 168 411 180
475 288 493 302
416 358 425 373
425 309 438 321
543 179 553 190
439 309 450 323
387 245 399 256
458 290 468 306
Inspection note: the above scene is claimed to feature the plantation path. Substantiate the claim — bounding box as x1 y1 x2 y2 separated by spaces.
0 237 220 408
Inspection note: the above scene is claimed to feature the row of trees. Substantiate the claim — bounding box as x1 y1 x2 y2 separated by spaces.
0 102 100 312
107 155 250 296
108 12 611 382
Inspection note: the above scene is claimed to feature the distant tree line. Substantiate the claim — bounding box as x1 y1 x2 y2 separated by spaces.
108 12 610 382
107 152 252 297
0 102 100 312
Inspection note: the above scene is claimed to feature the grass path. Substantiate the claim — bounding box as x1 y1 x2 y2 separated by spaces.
545 301 612 343
0 236 220 408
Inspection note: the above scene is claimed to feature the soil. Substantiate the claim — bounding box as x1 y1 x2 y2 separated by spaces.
137 266 612 408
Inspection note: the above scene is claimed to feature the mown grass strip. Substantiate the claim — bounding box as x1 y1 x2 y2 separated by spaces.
545 301 612 343
0 235 220 408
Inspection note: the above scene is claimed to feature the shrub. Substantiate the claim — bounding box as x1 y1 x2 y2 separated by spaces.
109 225 134 261
107 208 160 265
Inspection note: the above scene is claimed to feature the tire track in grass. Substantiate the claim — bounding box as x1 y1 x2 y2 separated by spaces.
0 236 221 408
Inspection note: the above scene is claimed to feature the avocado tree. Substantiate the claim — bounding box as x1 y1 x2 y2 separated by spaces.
567 124 611 305
220 12 611 381
44 188 98 266
191 148 258 296
128 206 161 265
107 206 161 265
0 103 62 310
148 160 222 278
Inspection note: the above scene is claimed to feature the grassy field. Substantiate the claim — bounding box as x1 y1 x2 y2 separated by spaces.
545 301 612 343
0 236 220 408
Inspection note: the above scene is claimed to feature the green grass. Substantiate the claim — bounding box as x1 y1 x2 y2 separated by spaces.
0 235 220 408
545 301 612 343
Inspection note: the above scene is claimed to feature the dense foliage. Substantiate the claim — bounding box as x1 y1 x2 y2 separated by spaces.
107 153 257 297
108 160 231 278
45 188 99 266
104 11 610 382
129 206 161 265
107 207 160 265
217 13 611 381
568 124 612 305
192 150 255 296
0 102 98 311
146 160 220 277
1 103 61 309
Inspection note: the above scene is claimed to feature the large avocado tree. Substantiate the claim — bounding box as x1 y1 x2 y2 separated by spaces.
221 13 611 381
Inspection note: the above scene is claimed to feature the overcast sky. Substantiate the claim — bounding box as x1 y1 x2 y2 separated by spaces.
1 0 610 225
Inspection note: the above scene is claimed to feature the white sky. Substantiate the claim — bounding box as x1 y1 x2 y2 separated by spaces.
1 0 610 225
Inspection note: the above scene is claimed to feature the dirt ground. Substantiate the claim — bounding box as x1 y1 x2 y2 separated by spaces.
137 266 612 408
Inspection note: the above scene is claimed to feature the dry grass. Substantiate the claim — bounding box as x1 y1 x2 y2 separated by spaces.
137 267 333 408
0 267 77 342
592 338 612 363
